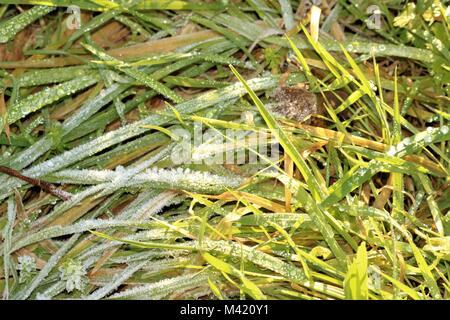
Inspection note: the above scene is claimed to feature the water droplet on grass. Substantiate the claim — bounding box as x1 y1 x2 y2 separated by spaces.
386 146 396 156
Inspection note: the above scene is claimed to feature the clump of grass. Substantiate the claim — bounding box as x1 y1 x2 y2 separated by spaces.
0 0 449 300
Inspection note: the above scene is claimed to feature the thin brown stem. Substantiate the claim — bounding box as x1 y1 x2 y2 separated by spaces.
0 166 72 201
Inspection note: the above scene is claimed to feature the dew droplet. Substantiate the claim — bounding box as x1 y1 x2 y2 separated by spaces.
386 146 396 156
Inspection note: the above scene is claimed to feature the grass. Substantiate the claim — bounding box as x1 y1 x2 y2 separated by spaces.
0 0 449 300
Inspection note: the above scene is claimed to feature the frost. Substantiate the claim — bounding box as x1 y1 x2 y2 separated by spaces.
402 137 412 146
0 6 55 43
129 191 179 219
4 76 97 128
135 167 244 193
2 198 16 299
424 134 433 143
0 82 126 196
357 168 369 176
78 229 173 260
63 83 125 134
431 38 443 51
46 169 115 185
36 293 51 300
111 251 189 264
34 256 98 300
17 255 37 284
59 259 88 293
1 74 279 201
386 146 396 156
13 234 80 300
108 272 208 299
23 184 106 231
94 144 174 198
11 217 167 252
368 80 377 91
116 190 159 219
85 260 148 300
50 167 244 194
201 240 308 283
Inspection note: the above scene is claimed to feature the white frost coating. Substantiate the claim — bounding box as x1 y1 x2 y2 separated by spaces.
94 143 175 198
59 259 87 293
133 167 243 192
73 191 179 260
48 167 243 194
0 83 122 184
0 138 52 177
36 255 99 300
62 83 125 133
12 173 223 249
5 76 97 127
108 272 208 299
190 130 256 162
130 191 179 220
27 184 105 230
111 250 189 264
47 169 116 184
140 256 192 272
0 6 55 43
116 190 159 218
385 126 445 158
13 234 80 300
63 190 170 260
2 198 16 299
386 146 397 156
17 255 37 284
0 74 279 200
77 229 173 260
84 260 148 300
11 218 163 252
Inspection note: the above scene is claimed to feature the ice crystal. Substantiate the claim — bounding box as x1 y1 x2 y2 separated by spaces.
94 144 174 198
0 74 279 201
85 260 148 300
59 259 88 293
36 293 51 300
11 218 164 252
78 229 171 261
17 255 37 284
109 272 208 299
13 234 80 300
135 167 244 193
4 76 97 128
63 83 126 134
49 167 243 194
0 6 55 43
386 146 397 156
